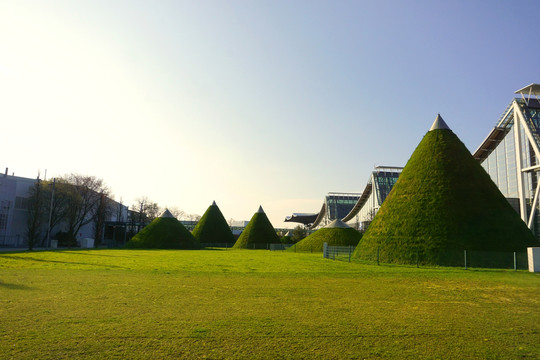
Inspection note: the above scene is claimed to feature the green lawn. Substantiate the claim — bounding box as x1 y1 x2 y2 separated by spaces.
0 249 539 359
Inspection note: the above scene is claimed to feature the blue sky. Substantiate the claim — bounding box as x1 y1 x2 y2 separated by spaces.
1 0 539 227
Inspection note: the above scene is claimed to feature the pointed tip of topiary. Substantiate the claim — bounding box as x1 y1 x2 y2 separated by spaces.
429 113 450 131
325 218 351 229
257 205 264 214
212 200 217 206
160 209 175 218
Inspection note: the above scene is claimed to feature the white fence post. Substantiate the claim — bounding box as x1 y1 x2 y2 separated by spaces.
528 247 540 272
323 243 328 259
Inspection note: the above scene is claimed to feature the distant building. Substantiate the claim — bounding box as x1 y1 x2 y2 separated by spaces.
342 166 402 230
0 170 128 247
310 192 362 229
0 171 37 247
286 167 402 231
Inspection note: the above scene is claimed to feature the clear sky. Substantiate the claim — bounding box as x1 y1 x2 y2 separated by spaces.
1 0 539 228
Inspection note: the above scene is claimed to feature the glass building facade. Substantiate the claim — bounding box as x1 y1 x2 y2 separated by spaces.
310 192 361 229
474 88 540 239
308 167 402 230
343 167 402 231
325 193 360 221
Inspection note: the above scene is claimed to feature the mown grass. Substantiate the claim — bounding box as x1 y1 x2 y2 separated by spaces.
1 249 539 359
292 227 362 252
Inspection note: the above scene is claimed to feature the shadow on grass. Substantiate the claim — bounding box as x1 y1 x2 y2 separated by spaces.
0 254 128 269
0 281 34 290
202 247 232 251
59 250 131 258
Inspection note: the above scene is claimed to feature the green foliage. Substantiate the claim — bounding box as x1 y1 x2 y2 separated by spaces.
233 212 280 249
280 235 293 244
0 250 539 359
291 225 307 242
292 227 362 252
192 203 234 244
355 129 538 265
125 217 200 249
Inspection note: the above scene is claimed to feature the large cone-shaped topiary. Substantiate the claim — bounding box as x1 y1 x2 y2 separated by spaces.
291 219 362 252
354 115 538 265
233 206 280 249
192 201 235 245
125 209 200 249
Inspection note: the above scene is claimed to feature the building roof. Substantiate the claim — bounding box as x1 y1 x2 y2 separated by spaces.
310 203 327 229
472 127 510 161
515 83 540 96
284 213 318 225
341 183 373 223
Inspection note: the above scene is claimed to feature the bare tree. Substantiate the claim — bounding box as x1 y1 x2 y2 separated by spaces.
168 206 185 220
93 192 115 247
132 196 160 231
27 178 69 246
186 213 201 222
43 179 70 243
27 178 45 250
59 174 109 245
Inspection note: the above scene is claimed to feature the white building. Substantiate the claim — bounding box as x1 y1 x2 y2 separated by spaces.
0 170 128 248
474 83 540 239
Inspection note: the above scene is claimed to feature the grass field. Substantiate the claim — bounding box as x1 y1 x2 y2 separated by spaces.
1 249 539 359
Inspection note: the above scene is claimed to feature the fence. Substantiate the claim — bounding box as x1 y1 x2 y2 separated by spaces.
270 243 321 252
200 243 235 249
324 243 530 270
269 243 294 251
323 243 355 262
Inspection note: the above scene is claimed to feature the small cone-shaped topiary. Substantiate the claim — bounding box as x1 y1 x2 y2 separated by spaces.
354 115 538 265
233 206 280 249
192 201 235 245
291 219 362 252
125 209 200 249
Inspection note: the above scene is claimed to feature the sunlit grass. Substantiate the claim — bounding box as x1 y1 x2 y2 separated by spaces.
1 249 539 359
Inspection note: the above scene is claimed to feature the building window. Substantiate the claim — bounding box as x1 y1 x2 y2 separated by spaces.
15 197 29 210
0 214 7 230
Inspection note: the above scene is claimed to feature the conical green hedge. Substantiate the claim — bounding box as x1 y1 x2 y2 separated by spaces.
233 206 280 249
291 225 362 252
354 115 538 265
125 210 200 249
192 201 234 245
